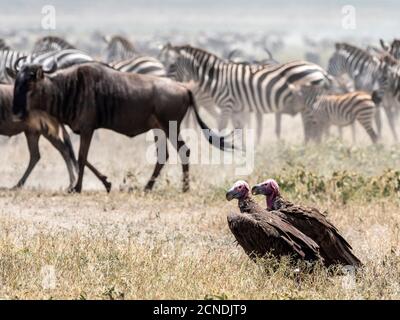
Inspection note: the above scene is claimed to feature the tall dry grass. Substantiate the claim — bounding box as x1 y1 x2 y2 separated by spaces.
0 114 399 299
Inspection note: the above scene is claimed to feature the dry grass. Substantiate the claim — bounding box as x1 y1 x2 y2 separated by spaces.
0 114 399 299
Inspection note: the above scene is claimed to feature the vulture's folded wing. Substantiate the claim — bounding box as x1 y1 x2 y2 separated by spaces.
227 212 321 262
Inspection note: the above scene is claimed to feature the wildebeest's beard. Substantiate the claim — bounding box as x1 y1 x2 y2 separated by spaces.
12 78 30 121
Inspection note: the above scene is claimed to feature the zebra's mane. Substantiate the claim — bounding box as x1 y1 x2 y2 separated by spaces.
32 36 75 54
174 45 236 64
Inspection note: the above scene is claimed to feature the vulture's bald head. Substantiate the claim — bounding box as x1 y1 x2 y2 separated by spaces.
226 180 250 201
252 179 280 209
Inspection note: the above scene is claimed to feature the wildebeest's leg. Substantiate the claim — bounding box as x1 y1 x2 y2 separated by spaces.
144 133 169 191
13 132 41 188
44 134 77 190
166 126 190 192
85 161 112 192
70 130 94 193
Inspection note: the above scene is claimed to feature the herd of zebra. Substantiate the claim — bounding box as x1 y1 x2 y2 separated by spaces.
0 35 400 191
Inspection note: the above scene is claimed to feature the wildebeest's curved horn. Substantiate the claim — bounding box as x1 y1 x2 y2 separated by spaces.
14 56 27 72
43 58 58 73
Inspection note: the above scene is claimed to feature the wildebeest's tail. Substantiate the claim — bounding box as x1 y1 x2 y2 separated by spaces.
61 125 78 171
187 90 234 151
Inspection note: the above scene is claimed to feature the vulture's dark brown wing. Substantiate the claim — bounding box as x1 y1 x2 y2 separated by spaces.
227 211 321 263
274 201 361 267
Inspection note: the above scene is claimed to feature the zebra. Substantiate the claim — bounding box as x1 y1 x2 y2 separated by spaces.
160 44 332 142
32 35 75 54
102 35 167 77
294 85 384 144
225 47 290 140
327 42 398 141
0 48 94 84
102 35 136 63
380 39 400 60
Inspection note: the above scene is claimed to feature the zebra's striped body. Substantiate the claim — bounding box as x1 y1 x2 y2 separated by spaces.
298 87 379 143
102 35 168 78
0 48 94 84
165 45 331 140
110 56 167 77
327 42 398 141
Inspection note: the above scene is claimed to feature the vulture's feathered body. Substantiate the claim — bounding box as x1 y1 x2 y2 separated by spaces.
252 179 362 268
226 181 323 263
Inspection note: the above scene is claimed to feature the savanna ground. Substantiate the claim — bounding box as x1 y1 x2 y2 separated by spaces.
0 113 399 299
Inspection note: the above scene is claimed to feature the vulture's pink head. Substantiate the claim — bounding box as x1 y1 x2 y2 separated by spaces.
251 179 280 209
226 180 250 201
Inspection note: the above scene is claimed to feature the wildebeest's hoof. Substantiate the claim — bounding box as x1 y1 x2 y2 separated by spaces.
10 184 22 190
182 185 190 193
68 186 81 194
144 182 154 192
104 181 112 193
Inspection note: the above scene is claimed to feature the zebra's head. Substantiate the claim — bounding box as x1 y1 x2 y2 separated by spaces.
159 44 201 82
12 61 58 121
102 35 136 63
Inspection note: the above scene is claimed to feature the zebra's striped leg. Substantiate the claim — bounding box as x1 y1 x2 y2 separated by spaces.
374 107 382 139
337 126 343 140
256 113 263 143
351 123 356 144
232 111 247 129
383 105 399 142
357 118 378 143
358 120 378 144
275 112 282 140
301 112 314 144
218 108 233 134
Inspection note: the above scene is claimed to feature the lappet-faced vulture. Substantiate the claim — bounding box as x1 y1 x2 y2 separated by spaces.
225 180 323 263
252 179 362 268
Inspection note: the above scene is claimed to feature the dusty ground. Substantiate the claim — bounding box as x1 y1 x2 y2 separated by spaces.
0 114 399 299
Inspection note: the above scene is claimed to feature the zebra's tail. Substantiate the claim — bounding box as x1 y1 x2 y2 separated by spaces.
187 90 235 151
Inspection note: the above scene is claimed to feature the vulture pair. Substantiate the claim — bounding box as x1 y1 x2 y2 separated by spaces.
226 179 361 268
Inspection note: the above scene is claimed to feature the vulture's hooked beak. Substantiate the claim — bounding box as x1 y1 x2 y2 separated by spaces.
251 184 264 195
226 188 239 201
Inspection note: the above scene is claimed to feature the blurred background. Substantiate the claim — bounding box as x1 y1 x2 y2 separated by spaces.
1 1 399 60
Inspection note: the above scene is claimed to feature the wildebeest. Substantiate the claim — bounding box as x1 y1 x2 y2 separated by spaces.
11 62 232 193
0 83 112 191
0 83 77 188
